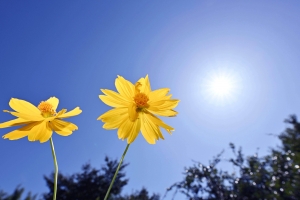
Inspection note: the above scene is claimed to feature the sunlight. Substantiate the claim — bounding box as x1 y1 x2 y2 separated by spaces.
210 75 234 98
203 69 240 104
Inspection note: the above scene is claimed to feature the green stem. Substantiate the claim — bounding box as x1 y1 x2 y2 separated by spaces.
50 137 58 200
104 144 130 200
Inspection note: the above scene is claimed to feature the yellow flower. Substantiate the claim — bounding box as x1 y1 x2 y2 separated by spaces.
98 75 179 144
0 97 82 143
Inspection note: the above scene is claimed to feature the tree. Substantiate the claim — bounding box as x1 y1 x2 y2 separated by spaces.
0 186 36 200
2 157 158 200
166 115 300 200
43 157 128 200
115 187 160 200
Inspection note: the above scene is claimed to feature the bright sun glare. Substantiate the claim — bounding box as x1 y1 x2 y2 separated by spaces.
210 76 233 97
204 70 239 104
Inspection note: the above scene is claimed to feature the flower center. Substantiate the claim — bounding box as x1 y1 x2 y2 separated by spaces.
38 101 56 117
134 93 149 108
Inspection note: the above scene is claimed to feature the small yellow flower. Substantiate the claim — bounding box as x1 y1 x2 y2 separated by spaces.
0 97 82 143
98 75 179 144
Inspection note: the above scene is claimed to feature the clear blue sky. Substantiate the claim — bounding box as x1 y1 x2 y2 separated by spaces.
1 1 300 199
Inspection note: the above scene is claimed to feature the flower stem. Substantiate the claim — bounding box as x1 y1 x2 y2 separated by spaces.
50 137 58 200
104 144 130 200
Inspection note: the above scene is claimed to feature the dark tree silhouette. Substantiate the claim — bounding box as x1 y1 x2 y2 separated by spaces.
115 187 160 200
7 115 300 200
43 156 128 200
0 186 36 200
1 157 159 200
166 115 300 200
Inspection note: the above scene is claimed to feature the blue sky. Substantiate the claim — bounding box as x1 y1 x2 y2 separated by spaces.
1 1 300 199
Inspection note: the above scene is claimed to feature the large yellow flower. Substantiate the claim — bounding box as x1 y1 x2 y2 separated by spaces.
0 97 82 143
98 75 179 144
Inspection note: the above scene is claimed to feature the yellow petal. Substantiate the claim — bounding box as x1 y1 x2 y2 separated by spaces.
50 119 78 136
52 119 78 130
147 108 178 117
48 122 71 136
140 112 163 144
37 122 53 143
117 119 133 140
44 109 67 122
99 108 128 130
5 110 44 121
147 99 179 117
99 93 130 108
137 77 145 85
98 107 127 121
3 129 28 140
26 121 47 141
55 109 67 117
46 97 59 111
117 117 141 142
148 88 171 103
101 89 131 104
128 103 138 122
2 122 41 140
0 118 31 128
127 118 141 144
40 123 53 143
103 116 126 130
143 112 164 140
9 98 41 115
59 107 82 119
55 119 78 131
136 75 151 95
145 111 174 134
149 99 179 110
143 75 151 95
115 76 135 100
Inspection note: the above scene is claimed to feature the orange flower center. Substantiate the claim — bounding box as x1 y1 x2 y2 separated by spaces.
38 101 56 117
134 93 149 108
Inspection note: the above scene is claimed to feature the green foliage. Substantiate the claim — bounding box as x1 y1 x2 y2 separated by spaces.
1 157 159 200
6 114 300 200
0 186 36 200
43 156 129 200
166 115 300 200
115 187 160 200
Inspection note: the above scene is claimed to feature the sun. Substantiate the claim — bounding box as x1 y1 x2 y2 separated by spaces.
210 76 234 97
203 70 239 104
